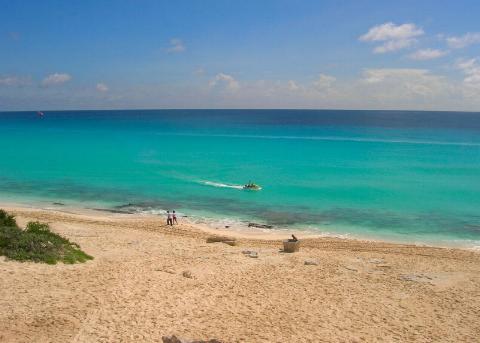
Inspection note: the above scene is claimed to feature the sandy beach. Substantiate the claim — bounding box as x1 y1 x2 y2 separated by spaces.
1 204 479 343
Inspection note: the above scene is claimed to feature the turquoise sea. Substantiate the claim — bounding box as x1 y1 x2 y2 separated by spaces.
1 110 479 247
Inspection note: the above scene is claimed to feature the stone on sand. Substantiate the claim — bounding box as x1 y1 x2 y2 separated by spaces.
241 250 259 258
304 259 318 266
182 271 193 279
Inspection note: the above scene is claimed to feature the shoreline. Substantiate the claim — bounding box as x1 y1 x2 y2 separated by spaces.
0 199 478 251
1 200 479 259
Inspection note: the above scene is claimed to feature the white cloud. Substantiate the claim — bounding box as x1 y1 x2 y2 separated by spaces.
287 80 300 91
360 22 424 42
360 22 423 53
446 32 480 49
361 68 448 97
373 39 413 53
456 58 480 94
41 73 72 87
312 74 336 90
202 69 457 110
362 69 425 83
209 73 240 91
96 83 109 92
167 38 186 53
0 75 31 87
408 48 448 60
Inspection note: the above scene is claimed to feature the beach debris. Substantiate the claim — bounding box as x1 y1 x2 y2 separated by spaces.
206 235 236 244
248 222 273 229
304 259 318 266
344 265 358 272
222 240 238 246
52 202 65 206
182 271 194 279
155 268 176 274
162 335 223 343
241 250 258 258
283 238 301 253
399 274 433 283
375 264 391 269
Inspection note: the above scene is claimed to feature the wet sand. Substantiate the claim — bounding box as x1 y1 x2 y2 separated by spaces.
1 204 479 342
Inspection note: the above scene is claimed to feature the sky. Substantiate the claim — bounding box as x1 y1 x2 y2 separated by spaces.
1 0 480 111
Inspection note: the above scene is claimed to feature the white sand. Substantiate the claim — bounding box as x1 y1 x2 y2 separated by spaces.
1 205 479 342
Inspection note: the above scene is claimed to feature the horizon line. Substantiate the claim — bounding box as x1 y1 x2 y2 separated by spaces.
1 108 480 114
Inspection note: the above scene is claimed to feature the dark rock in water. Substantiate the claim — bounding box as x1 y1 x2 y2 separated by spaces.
52 202 65 206
162 335 223 343
248 222 273 229
114 202 135 209
90 208 135 214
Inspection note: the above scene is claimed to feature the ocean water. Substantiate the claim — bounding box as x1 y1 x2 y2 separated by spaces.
1 109 479 247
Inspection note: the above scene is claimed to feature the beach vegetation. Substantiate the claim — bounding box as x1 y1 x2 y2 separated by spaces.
0 209 17 227
0 210 93 264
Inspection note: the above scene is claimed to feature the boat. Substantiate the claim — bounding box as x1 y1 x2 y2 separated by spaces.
243 181 261 190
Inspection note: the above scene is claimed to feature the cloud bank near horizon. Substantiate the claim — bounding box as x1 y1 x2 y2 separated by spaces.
1 2 480 112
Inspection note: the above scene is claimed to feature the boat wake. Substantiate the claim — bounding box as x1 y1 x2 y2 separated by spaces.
202 181 244 190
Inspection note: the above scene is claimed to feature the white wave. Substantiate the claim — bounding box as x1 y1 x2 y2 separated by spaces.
158 132 480 147
202 180 244 190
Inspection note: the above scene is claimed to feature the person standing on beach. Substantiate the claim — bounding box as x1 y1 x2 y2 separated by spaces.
172 210 178 225
166 210 173 226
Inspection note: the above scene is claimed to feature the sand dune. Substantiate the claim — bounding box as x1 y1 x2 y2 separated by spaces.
1 205 479 342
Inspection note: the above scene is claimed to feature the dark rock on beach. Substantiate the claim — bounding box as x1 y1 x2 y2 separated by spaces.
248 222 273 229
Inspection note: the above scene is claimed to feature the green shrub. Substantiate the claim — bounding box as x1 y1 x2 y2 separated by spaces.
0 209 17 227
0 211 93 264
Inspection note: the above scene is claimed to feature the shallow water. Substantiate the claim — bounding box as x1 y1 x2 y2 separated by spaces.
1 109 479 247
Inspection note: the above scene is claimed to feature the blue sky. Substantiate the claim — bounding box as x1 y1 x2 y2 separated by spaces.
1 0 480 111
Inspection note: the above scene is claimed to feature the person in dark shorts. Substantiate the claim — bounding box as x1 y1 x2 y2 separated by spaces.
166 210 173 226
172 210 178 225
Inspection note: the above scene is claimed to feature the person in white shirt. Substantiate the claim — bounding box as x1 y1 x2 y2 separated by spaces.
166 210 173 226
